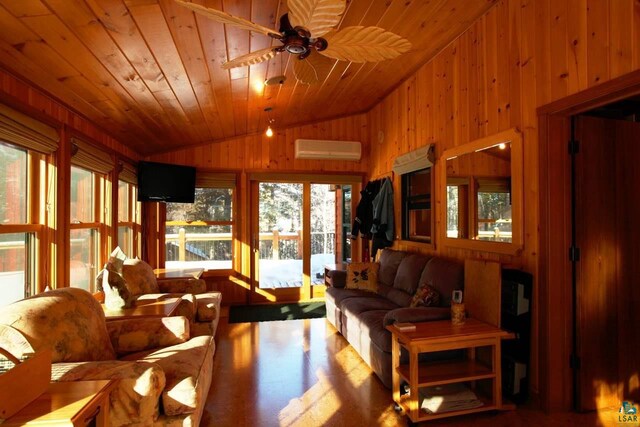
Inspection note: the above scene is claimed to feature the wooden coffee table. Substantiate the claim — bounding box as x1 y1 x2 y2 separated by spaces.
3 380 115 426
102 297 182 321
387 318 514 423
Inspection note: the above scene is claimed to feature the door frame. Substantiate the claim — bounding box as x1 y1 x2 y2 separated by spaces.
247 173 363 304
537 69 640 412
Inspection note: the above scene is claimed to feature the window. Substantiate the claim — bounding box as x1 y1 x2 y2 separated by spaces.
0 142 40 306
118 180 141 257
476 179 512 242
69 166 103 292
165 184 234 270
401 167 432 242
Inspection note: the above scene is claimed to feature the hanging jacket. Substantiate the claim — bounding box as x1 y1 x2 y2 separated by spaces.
350 179 381 239
371 177 394 257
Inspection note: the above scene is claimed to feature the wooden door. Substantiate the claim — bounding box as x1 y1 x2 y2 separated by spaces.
574 115 640 411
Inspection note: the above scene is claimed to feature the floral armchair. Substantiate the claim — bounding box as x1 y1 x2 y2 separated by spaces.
121 259 221 337
0 288 215 426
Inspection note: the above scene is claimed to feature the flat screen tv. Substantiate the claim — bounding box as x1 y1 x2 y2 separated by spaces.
137 161 196 203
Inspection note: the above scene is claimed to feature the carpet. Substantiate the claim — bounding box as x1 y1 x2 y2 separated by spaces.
228 302 326 323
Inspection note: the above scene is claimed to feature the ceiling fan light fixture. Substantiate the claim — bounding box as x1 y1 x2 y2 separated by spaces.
265 75 287 86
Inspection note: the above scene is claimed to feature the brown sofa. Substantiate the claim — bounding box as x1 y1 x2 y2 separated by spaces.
325 249 464 388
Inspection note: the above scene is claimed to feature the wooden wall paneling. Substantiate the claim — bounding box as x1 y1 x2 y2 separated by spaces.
464 258 502 327
20 1 172 147
192 0 235 138
566 0 588 94
609 0 634 79
126 2 210 141
586 0 610 86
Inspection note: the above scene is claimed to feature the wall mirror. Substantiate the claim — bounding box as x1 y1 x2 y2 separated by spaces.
440 128 523 255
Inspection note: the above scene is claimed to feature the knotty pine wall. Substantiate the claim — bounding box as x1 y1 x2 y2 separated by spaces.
367 0 640 396
149 114 369 172
148 114 369 305
0 69 139 161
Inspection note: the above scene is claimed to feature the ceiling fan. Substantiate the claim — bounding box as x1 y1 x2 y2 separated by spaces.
175 0 412 85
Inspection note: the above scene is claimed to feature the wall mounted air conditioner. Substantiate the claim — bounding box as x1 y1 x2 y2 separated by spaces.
294 139 362 161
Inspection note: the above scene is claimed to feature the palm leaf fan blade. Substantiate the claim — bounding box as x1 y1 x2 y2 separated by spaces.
287 0 346 38
321 26 412 62
175 0 280 37
222 48 277 69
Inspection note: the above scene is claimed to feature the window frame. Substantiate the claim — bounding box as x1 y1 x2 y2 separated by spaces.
0 140 46 302
117 180 141 258
401 166 434 244
164 182 237 275
69 165 106 293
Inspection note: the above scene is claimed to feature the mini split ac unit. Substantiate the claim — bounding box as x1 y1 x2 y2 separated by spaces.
294 139 362 161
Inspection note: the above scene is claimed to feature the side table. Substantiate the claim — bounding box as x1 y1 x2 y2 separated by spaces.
3 380 115 426
386 318 514 423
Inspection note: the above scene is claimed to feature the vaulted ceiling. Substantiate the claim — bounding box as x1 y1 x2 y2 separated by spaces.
0 0 497 155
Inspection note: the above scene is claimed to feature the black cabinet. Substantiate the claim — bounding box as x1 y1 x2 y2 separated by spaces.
501 269 532 404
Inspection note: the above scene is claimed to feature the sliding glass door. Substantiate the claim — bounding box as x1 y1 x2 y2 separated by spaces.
257 182 303 289
250 177 359 303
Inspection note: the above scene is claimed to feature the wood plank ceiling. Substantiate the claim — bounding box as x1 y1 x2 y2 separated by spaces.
0 0 497 155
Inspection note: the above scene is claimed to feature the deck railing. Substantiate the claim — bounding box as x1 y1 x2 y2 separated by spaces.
165 229 335 262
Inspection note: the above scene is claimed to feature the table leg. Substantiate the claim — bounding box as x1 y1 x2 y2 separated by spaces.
392 336 400 405
409 348 419 420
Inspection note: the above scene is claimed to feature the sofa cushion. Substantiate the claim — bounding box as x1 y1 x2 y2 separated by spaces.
0 288 116 362
393 253 431 295
419 257 464 306
341 296 400 318
122 335 215 416
377 249 407 287
346 262 379 292
195 292 222 323
123 259 159 296
325 286 380 307
385 288 414 308
354 310 392 353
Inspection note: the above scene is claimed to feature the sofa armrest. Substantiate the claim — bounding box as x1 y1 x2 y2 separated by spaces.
107 316 190 356
52 360 166 425
326 270 347 288
383 307 451 326
157 278 207 294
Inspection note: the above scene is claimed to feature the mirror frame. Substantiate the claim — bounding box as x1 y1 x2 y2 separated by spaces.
439 127 523 255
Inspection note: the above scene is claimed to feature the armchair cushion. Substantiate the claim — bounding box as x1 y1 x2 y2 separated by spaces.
157 278 207 294
122 258 159 296
134 293 197 323
52 360 166 425
121 335 215 416
0 288 116 362
107 317 190 357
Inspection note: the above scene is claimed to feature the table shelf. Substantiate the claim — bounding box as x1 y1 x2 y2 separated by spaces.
397 359 495 387
397 392 497 422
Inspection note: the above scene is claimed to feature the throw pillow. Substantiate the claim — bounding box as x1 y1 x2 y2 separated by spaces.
346 262 380 293
95 247 133 309
410 282 441 308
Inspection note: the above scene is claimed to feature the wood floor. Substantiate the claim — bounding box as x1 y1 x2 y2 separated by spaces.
201 313 623 427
